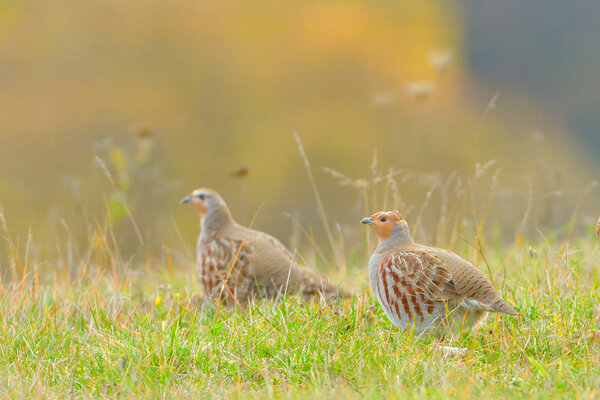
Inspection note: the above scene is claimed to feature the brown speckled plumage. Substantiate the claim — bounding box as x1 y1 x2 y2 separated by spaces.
183 188 350 304
362 211 516 336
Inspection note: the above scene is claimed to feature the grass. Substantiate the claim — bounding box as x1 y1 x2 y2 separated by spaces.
1 141 598 398
0 233 599 399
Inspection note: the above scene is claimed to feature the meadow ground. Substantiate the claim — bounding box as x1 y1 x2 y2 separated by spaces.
0 231 599 399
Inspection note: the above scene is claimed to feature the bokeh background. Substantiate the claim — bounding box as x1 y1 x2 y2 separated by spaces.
1 0 598 263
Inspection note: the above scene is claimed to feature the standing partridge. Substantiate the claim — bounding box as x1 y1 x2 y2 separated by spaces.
596 216 600 236
361 211 517 336
182 188 350 304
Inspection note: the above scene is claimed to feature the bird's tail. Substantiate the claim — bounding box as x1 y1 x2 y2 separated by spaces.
492 297 518 315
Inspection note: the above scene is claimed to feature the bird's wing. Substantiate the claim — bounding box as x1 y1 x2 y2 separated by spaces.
243 230 342 296
381 246 516 315
376 250 462 305
370 250 461 326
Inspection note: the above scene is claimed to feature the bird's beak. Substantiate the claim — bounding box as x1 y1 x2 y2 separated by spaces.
181 196 192 204
361 217 374 225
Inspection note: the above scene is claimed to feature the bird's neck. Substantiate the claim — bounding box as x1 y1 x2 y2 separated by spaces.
201 206 234 235
377 229 413 251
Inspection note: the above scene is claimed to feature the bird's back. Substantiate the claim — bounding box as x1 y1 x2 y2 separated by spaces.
201 223 348 300
401 243 516 315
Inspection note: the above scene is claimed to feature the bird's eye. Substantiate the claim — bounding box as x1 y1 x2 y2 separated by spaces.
379 216 387 222
198 194 205 200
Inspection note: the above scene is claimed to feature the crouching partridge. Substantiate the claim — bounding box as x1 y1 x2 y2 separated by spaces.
361 211 517 336
182 188 350 304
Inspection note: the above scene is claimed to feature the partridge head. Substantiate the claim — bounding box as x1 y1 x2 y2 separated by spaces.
181 188 229 217
361 211 411 245
182 188 233 233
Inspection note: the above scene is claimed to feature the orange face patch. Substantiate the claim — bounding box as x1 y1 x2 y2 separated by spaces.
369 211 404 242
194 201 209 215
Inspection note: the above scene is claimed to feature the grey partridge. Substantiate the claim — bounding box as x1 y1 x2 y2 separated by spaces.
361 211 517 336
182 188 350 304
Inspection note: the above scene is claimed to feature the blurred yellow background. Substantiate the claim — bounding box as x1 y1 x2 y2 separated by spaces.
0 0 597 259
